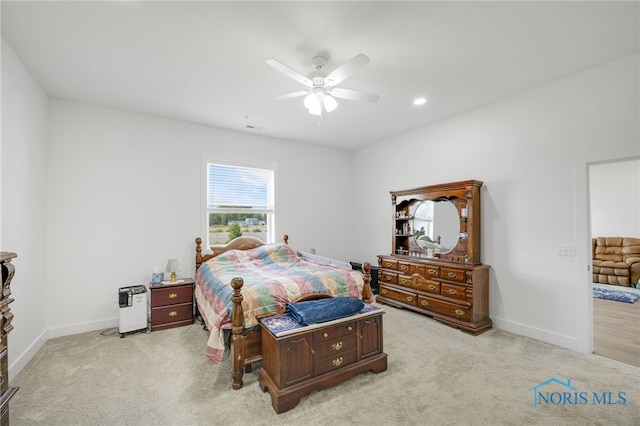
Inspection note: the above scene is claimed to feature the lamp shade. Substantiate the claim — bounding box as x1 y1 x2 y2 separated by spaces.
166 258 180 273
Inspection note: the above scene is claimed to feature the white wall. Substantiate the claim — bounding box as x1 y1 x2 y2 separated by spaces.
589 159 640 238
1 40 49 377
350 53 640 352
45 100 354 335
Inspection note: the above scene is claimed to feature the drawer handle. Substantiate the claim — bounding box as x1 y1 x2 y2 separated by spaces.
169 311 177 317
347 326 352 331
384 275 392 281
381 289 388 295
414 278 423 285
332 342 343 351
420 300 429 307
448 272 457 278
385 262 392 267
455 309 465 316
332 357 343 367
428 285 436 291
428 269 436 275
399 278 407 285
169 293 178 299
323 332 328 338
449 289 457 295
406 296 414 302
400 264 408 270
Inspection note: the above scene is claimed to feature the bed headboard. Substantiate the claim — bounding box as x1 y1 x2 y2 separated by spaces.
195 234 289 270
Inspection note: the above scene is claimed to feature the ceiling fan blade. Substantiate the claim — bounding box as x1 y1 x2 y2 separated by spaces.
265 59 312 85
325 53 370 86
330 88 379 103
260 90 309 103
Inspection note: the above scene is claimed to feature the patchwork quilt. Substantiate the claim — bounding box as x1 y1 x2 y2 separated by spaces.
194 243 364 364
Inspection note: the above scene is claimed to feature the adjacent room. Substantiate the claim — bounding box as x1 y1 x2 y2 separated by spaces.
1 1 639 424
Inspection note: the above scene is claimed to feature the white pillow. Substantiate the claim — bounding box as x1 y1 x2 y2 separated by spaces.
298 251 352 270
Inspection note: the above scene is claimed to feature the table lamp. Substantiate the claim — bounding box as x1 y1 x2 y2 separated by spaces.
166 259 179 283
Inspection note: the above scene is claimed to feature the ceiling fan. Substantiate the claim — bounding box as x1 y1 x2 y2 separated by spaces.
264 53 379 117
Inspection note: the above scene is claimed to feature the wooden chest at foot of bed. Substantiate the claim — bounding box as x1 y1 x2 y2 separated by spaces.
258 311 387 413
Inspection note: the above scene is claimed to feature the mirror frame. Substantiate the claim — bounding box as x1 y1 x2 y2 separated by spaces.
390 180 483 264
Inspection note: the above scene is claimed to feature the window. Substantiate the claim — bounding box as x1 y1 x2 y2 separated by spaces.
206 162 274 246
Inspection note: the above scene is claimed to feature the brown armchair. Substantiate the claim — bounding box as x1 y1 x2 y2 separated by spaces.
592 237 640 287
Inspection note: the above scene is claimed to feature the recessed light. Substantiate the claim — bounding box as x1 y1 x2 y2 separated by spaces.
413 97 427 106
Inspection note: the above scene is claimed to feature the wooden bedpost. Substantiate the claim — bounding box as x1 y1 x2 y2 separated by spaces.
231 277 245 390
362 262 374 304
195 237 203 270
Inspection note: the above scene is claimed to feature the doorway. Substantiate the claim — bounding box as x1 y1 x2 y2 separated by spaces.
588 158 640 366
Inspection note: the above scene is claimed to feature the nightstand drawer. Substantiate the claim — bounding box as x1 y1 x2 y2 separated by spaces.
151 303 193 326
150 283 193 307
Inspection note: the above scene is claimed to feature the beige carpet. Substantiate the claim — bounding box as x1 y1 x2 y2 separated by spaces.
9 305 640 425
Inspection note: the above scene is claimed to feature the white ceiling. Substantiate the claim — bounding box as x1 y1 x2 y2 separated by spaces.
2 1 638 151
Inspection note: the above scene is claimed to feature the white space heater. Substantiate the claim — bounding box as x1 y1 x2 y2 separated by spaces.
118 285 148 336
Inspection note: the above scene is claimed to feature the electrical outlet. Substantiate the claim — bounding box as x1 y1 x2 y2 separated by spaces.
556 245 576 256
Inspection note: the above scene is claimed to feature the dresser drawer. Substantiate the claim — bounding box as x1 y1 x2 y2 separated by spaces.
379 258 398 271
441 282 467 301
151 284 193 307
314 333 357 359
378 270 398 285
440 267 466 283
379 284 417 306
417 296 470 322
398 261 411 274
398 274 439 294
315 349 357 376
151 303 193 326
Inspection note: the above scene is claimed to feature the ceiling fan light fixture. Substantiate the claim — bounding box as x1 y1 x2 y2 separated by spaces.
323 94 338 112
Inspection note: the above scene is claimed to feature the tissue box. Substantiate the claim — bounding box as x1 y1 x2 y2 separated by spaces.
151 273 163 284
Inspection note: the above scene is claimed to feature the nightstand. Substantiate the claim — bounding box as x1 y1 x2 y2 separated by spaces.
149 278 194 331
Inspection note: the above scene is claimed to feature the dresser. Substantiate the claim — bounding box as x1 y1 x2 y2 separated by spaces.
376 180 492 335
258 311 387 413
149 279 194 331
0 253 18 426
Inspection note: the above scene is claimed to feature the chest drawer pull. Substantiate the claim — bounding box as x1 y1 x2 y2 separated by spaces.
332 357 343 367
448 272 457 279
420 300 429 307
169 311 177 317
323 332 328 338
169 293 178 299
428 269 437 275
428 284 436 291
399 278 407 285
384 262 393 268
347 326 352 331
406 296 414 302
381 289 388 295
400 264 408 271
455 309 465 316
332 342 343 351
448 289 457 295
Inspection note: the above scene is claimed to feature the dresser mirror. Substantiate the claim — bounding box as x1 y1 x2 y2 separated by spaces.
391 180 483 264
411 200 459 255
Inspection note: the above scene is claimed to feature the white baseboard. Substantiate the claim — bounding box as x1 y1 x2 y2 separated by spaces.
492 316 578 352
9 329 48 380
47 317 119 339
9 317 119 379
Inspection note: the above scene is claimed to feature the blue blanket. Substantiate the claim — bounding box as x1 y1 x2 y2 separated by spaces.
287 297 365 325
593 284 640 303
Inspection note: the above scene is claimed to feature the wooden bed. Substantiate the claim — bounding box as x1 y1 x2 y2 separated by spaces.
194 235 373 390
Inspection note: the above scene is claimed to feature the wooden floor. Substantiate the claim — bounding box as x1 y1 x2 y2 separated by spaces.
593 297 640 367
